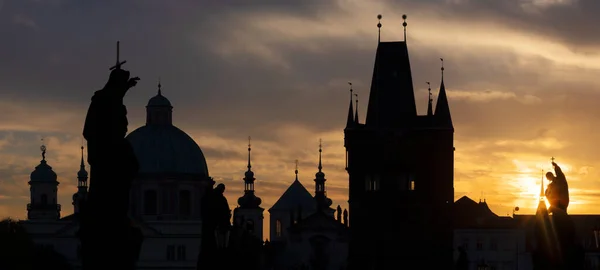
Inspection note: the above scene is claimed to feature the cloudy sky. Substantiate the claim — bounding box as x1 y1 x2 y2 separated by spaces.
1 0 600 234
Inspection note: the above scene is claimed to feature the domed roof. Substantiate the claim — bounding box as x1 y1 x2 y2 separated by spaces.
126 125 209 176
30 160 58 183
147 91 172 107
238 192 262 208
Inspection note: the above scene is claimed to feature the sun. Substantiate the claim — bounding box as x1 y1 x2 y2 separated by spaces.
513 175 549 210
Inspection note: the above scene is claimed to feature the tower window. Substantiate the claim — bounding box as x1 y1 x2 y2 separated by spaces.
365 175 380 191
144 190 158 215
179 190 191 217
276 219 282 237
40 194 48 205
176 245 186 261
409 180 415 191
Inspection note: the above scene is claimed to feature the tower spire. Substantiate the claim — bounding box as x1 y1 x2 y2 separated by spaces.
354 93 359 123
318 139 323 172
540 169 545 200
427 81 433 116
247 136 252 171
377 14 382 43
435 57 453 127
346 82 355 128
402 14 407 42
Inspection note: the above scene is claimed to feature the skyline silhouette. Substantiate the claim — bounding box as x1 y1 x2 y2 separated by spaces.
2 0 600 242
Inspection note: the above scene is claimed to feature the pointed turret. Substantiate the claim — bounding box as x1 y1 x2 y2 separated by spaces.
427 82 433 116
346 83 355 128
73 146 88 214
435 59 453 128
314 139 333 212
237 136 262 208
354 95 359 124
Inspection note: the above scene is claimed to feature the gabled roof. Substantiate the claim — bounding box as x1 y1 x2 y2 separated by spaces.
269 179 316 212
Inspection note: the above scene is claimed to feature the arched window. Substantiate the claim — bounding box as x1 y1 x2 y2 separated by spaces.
40 194 48 205
144 190 158 215
275 219 282 237
179 190 191 216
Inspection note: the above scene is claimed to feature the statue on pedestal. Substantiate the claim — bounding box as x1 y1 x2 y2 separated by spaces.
198 183 232 269
78 41 143 270
533 158 584 270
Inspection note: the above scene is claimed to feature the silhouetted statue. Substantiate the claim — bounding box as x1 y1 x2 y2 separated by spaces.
198 183 232 269
336 205 342 222
79 42 142 270
343 209 348 227
533 160 584 270
545 162 569 213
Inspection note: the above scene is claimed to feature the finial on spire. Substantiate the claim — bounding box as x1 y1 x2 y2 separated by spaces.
551 156 555 163
402 14 407 42
427 81 432 99
295 159 299 179
40 138 46 161
348 81 354 101
247 136 252 170
377 14 382 43
158 77 162 95
109 41 127 71
440 58 445 79
318 139 323 172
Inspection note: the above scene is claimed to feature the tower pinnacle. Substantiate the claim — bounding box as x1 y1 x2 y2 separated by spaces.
295 159 299 181
40 139 46 161
402 14 408 42
377 14 382 43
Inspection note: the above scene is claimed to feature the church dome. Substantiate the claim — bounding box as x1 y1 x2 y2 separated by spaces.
126 87 209 177
238 193 262 208
30 160 58 183
127 125 209 176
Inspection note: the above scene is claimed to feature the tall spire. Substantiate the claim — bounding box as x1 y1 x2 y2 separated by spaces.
427 82 433 116
540 169 545 200
78 145 88 185
377 14 382 43
435 58 453 128
315 139 332 211
346 82 355 128
238 136 261 208
402 14 408 42
354 93 359 123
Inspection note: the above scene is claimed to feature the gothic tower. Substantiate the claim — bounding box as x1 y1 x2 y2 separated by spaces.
233 137 264 241
28 143 61 220
72 146 89 214
344 15 454 269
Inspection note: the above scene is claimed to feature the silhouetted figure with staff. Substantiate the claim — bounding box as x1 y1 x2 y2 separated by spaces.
79 41 142 270
545 159 569 214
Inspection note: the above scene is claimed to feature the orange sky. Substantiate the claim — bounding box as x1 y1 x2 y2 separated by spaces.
1 0 600 239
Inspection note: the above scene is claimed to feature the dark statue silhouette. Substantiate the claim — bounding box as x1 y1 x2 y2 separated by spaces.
198 183 232 269
533 160 584 270
545 161 570 214
78 42 143 270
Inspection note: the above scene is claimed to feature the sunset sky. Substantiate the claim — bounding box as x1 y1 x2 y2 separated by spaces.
1 0 600 230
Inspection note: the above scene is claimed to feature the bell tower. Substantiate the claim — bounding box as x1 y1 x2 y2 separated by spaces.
233 137 264 241
73 145 89 214
28 142 61 220
344 14 454 269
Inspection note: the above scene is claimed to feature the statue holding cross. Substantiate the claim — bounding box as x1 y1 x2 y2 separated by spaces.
80 41 143 270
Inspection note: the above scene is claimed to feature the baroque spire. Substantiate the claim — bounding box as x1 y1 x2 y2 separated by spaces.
237 136 261 208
